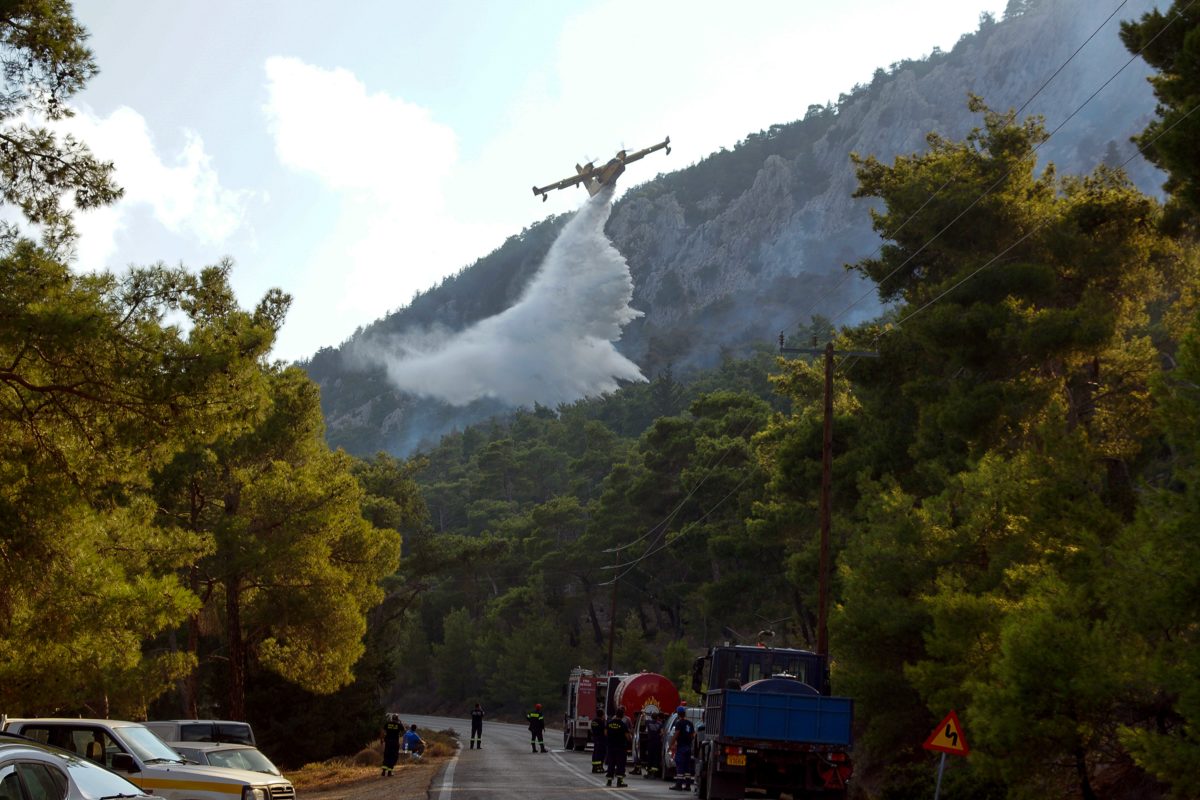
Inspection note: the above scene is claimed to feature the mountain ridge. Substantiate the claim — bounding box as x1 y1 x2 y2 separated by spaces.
305 0 1165 456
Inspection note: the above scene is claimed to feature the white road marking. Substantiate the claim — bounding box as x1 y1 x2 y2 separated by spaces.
548 748 642 799
436 743 461 800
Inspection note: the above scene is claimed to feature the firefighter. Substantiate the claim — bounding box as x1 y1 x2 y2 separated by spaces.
380 712 403 776
605 705 631 787
668 706 696 791
527 703 547 753
469 703 484 749
590 708 607 773
642 711 665 777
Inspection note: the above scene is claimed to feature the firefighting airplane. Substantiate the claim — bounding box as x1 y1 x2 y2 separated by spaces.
531 137 670 201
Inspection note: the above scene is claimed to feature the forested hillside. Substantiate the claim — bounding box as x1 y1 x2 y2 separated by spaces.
382 2 1200 797
308 0 1164 457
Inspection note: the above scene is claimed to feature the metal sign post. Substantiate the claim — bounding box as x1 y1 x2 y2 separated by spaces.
922 710 969 799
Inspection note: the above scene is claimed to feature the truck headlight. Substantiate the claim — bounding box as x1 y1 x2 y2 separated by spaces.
242 787 268 800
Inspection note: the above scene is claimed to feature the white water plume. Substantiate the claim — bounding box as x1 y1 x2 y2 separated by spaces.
360 188 646 407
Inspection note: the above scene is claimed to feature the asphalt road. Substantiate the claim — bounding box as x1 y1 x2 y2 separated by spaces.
406 714 696 800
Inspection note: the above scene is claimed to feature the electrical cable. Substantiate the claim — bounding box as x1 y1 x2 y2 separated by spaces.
603 2 1196 576
824 0 1194 336
777 0 1132 342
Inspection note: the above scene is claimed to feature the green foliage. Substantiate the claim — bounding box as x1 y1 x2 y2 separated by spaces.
0 1 122 252
1121 3 1200 222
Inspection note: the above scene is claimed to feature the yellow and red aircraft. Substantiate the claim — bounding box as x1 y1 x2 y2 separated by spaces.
532 137 670 201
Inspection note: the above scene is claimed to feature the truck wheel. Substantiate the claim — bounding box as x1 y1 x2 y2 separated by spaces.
696 751 709 799
573 738 586 752
564 732 575 750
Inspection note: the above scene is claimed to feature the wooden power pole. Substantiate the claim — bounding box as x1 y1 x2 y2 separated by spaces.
779 334 877 657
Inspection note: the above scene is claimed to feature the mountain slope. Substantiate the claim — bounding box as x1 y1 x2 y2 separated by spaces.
306 0 1164 456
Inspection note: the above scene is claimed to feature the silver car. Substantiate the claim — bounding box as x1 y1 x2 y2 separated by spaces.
661 707 704 782
0 733 166 800
166 744 281 777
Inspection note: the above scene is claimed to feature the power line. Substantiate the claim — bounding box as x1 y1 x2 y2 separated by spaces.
824 0 1194 334
837 93 1200 379
778 0 1133 341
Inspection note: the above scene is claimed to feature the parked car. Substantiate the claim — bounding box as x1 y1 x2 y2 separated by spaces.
141 721 254 746
167 744 281 777
0 731 166 800
1 720 291 800
660 706 704 782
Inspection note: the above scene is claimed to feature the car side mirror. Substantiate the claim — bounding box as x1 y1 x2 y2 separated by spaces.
110 753 136 772
691 657 705 694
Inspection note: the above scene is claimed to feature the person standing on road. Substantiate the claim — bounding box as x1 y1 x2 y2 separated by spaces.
380 713 403 776
527 703 547 753
642 711 665 777
605 705 631 788
469 703 485 749
668 706 696 792
590 708 607 773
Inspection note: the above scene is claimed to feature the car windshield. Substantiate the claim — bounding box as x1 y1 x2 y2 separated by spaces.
116 728 185 764
206 749 280 776
61 754 152 799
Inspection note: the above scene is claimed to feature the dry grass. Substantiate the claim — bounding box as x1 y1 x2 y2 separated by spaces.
285 727 459 792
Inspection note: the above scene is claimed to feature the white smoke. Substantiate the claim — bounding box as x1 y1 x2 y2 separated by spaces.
358 187 646 407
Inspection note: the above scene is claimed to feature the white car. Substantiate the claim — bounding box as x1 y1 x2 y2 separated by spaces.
2 720 293 800
0 732 166 800
167 744 280 777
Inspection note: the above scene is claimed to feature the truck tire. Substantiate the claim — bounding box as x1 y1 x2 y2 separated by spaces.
704 753 744 800
573 738 586 752
695 748 709 799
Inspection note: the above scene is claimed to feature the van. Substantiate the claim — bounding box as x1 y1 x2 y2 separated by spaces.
143 720 255 745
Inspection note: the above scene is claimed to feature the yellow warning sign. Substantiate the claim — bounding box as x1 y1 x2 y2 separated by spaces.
923 710 969 756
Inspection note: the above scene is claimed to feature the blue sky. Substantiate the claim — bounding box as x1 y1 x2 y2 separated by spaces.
65 0 1009 362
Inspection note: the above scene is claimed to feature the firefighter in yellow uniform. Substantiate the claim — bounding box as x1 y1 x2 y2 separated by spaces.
527 703 547 753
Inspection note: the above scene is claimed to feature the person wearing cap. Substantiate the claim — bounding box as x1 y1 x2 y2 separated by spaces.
605 705 631 787
668 706 696 791
527 703 547 753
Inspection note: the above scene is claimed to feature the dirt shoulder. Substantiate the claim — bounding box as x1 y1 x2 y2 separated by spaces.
293 761 444 800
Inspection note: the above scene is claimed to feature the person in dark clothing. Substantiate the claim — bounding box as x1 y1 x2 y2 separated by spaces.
589 709 607 773
669 707 696 791
641 712 664 777
527 703 547 753
605 705 631 787
469 703 484 749
380 713 403 776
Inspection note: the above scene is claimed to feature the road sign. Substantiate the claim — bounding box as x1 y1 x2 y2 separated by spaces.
923 710 969 756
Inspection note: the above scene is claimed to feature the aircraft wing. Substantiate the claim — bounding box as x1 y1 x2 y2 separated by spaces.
532 172 589 201
618 137 671 166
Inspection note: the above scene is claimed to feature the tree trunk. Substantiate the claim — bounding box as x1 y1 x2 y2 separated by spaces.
227 576 246 720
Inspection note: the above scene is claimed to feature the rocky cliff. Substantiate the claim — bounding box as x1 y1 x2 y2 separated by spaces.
306 0 1165 456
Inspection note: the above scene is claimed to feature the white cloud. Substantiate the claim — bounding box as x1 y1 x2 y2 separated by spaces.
262 56 509 326
264 56 457 197
58 106 252 270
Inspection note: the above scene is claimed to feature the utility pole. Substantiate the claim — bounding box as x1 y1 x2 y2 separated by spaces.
779 334 877 657
606 550 619 674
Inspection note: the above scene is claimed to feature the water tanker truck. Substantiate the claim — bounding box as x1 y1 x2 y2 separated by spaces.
564 668 681 753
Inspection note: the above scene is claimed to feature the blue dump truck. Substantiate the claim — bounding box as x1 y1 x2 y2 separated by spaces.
691 644 853 799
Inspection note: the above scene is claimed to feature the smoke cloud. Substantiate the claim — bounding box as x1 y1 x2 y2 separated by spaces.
358 188 646 407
